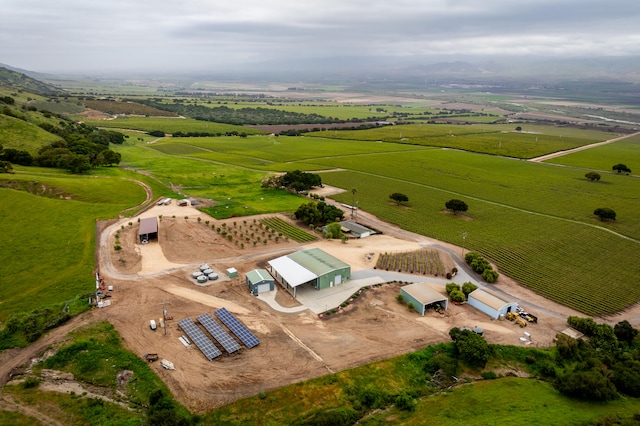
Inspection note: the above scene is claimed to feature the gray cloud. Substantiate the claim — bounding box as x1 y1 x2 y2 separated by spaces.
1 0 639 73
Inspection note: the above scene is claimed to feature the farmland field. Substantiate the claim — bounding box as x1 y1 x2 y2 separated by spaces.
545 132 640 171
112 130 640 315
82 116 263 135
307 123 614 158
319 169 640 315
260 216 317 242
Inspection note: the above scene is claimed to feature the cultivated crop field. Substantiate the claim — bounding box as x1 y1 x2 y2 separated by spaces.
82 116 262 136
308 123 613 158
545 133 640 171
115 129 640 315
149 135 431 171
260 216 317 242
319 169 640 316
376 249 446 276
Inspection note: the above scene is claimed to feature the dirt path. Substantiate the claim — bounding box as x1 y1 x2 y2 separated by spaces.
529 131 640 163
0 311 101 388
0 393 65 426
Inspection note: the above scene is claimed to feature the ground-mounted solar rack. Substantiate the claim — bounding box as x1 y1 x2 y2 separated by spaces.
214 307 260 349
178 317 222 360
196 313 242 354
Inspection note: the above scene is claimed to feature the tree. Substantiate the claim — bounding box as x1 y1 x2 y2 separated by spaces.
594 207 616 221
449 327 490 368
449 289 465 303
461 282 478 298
389 193 409 205
445 199 468 214
614 320 638 346
515 126 522 131
324 222 343 239
612 164 631 174
584 172 601 182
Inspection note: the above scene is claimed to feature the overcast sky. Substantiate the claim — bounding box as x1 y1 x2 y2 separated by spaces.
1 0 639 74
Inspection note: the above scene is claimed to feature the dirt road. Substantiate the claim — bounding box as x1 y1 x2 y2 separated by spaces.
529 131 640 163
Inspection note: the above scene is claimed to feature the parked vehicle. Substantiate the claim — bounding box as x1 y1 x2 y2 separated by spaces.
150 319 157 330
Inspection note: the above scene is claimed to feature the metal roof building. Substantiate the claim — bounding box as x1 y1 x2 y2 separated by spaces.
138 217 158 243
246 269 275 294
467 288 518 319
267 248 350 297
400 282 449 316
340 220 375 238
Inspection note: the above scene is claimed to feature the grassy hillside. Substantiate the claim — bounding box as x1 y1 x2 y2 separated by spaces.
0 173 146 323
0 67 64 96
0 114 63 152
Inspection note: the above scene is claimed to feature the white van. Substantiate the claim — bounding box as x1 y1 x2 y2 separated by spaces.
150 319 157 330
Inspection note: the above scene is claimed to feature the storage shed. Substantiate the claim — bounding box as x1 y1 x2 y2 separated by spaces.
246 269 275 294
138 217 158 243
339 220 375 238
226 267 238 278
400 282 448 316
267 248 350 297
467 288 518 319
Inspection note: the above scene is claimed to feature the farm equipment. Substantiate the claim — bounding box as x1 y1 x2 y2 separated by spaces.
144 353 158 362
506 312 517 321
433 303 445 315
514 316 527 328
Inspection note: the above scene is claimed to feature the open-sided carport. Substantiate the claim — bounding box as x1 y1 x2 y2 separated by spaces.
400 282 448 316
138 216 158 243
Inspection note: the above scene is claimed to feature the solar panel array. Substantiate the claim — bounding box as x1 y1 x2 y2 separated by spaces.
178 318 222 360
214 307 260 348
196 313 242 354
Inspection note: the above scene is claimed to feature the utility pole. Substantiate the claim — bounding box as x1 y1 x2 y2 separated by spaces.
160 301 170 336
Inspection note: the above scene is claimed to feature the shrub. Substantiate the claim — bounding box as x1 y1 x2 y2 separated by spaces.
445 283 461 295
407 302 415 311
395 393 417 411
396 294 404 303
481 371 497 380
482 269 499 283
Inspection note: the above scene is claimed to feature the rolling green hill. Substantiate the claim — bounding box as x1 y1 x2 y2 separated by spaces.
0 66 65 96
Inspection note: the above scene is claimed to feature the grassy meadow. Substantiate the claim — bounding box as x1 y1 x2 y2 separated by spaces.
0 170 148 323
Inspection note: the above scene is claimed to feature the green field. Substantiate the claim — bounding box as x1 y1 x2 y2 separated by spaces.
119 130 640 315
307 123 614 158
545 132 640 172
82 116 264 136
0 172 147 322
0 114 63 152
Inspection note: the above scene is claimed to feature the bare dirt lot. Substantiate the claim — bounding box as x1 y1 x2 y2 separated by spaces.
88 202 580 413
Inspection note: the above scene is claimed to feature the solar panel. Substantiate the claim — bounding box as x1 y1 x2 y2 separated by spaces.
196 313 242 354
178 318 222 360
214 308 260 349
